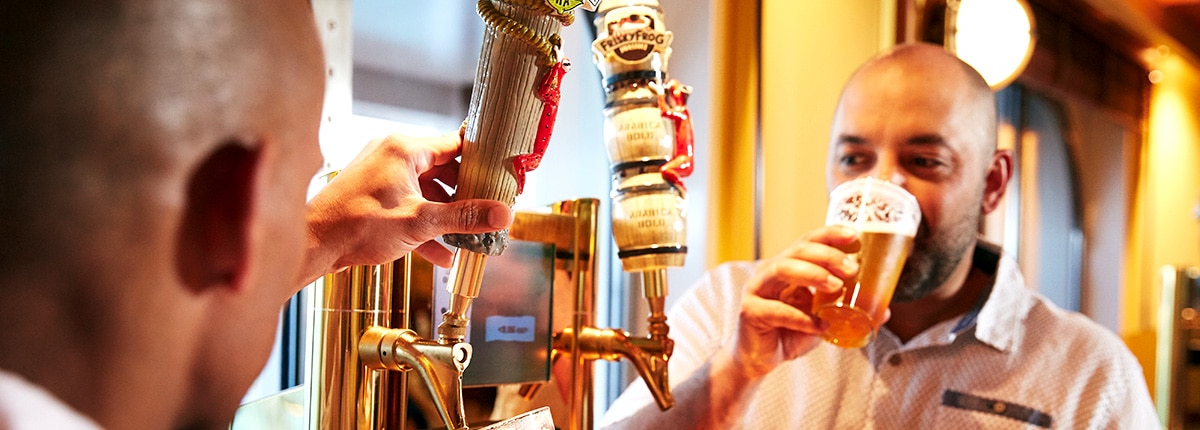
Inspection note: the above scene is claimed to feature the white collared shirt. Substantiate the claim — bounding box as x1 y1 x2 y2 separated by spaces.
0 369 102 430
601 246 1159 429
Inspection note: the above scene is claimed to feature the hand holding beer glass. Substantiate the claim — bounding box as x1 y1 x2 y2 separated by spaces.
813 177 921 348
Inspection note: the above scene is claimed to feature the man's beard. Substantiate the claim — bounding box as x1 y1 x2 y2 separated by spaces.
891 211 978 303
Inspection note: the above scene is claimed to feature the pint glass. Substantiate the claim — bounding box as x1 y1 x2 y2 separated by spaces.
813 177 921 348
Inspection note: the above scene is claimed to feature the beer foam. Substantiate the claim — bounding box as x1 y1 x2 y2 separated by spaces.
826 178 921 236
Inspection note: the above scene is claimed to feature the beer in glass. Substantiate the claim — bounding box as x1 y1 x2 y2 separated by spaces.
813 177 920 348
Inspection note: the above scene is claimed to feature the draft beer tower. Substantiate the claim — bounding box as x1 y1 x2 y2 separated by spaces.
594 0 693 330
437 0 575 346
589 0 694 414
504 2 692 428
302 0 697 427
308 1 576 429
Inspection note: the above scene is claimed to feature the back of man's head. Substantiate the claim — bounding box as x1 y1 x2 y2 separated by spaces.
0 0 320 283
0 1 325 427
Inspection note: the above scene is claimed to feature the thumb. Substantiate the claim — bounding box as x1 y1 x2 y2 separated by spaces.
418 199 513 236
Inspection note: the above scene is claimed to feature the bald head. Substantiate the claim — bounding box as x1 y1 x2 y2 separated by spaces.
856 43 993 94
0 0 325 276
835 43 998 160
0 1 326 427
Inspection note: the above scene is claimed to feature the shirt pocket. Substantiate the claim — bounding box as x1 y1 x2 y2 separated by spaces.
939 389 1053 429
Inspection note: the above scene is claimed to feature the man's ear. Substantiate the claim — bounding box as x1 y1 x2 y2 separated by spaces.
981 149 1014 215
176 141 262 293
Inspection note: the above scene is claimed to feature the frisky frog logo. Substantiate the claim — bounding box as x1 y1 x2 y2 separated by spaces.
592 10 673 64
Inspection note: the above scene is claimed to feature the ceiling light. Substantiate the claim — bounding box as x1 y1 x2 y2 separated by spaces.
941 0 1037 89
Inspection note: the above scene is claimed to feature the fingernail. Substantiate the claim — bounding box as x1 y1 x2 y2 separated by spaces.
488 204 513 229
826 275 843 289
843 256 858 271
838 225 859 237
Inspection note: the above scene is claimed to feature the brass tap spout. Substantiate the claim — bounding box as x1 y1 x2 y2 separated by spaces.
359 326 473 430
559 326 675 410
612 332 674 411
437 249 489 344
641 269 671 342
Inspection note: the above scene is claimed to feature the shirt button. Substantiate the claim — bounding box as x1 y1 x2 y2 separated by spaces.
887 354 902 366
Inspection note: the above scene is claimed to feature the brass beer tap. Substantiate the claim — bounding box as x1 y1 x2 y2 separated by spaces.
359 327 472 430
306 0 573 425
588 0 696 416
235 1 581 429
436 250 489 345
483 0 695 425
436 0 575 347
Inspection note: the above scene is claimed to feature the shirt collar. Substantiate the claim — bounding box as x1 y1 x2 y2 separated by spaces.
0 368 103 429
950 241 1000 334
962 241 1035 353
875 241 1033 354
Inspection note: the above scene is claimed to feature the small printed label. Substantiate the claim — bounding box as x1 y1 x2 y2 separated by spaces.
610 108 668 150
545 0 583 15
485 315 536 342
628 206 676 229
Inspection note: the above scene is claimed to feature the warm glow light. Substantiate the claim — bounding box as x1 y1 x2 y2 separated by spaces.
949 0 1036 89
1149 69 1164 84
1158 44 1171 58
1143 45 1171 85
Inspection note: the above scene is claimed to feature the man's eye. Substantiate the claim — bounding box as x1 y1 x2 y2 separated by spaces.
910 157 944 168
840 154 866 166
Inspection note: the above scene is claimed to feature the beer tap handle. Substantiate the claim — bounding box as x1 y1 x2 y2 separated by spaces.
438 0 573 346
444 0 572 256
590 0 686 416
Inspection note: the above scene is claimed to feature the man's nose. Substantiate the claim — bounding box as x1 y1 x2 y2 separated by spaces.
866 158 906 185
